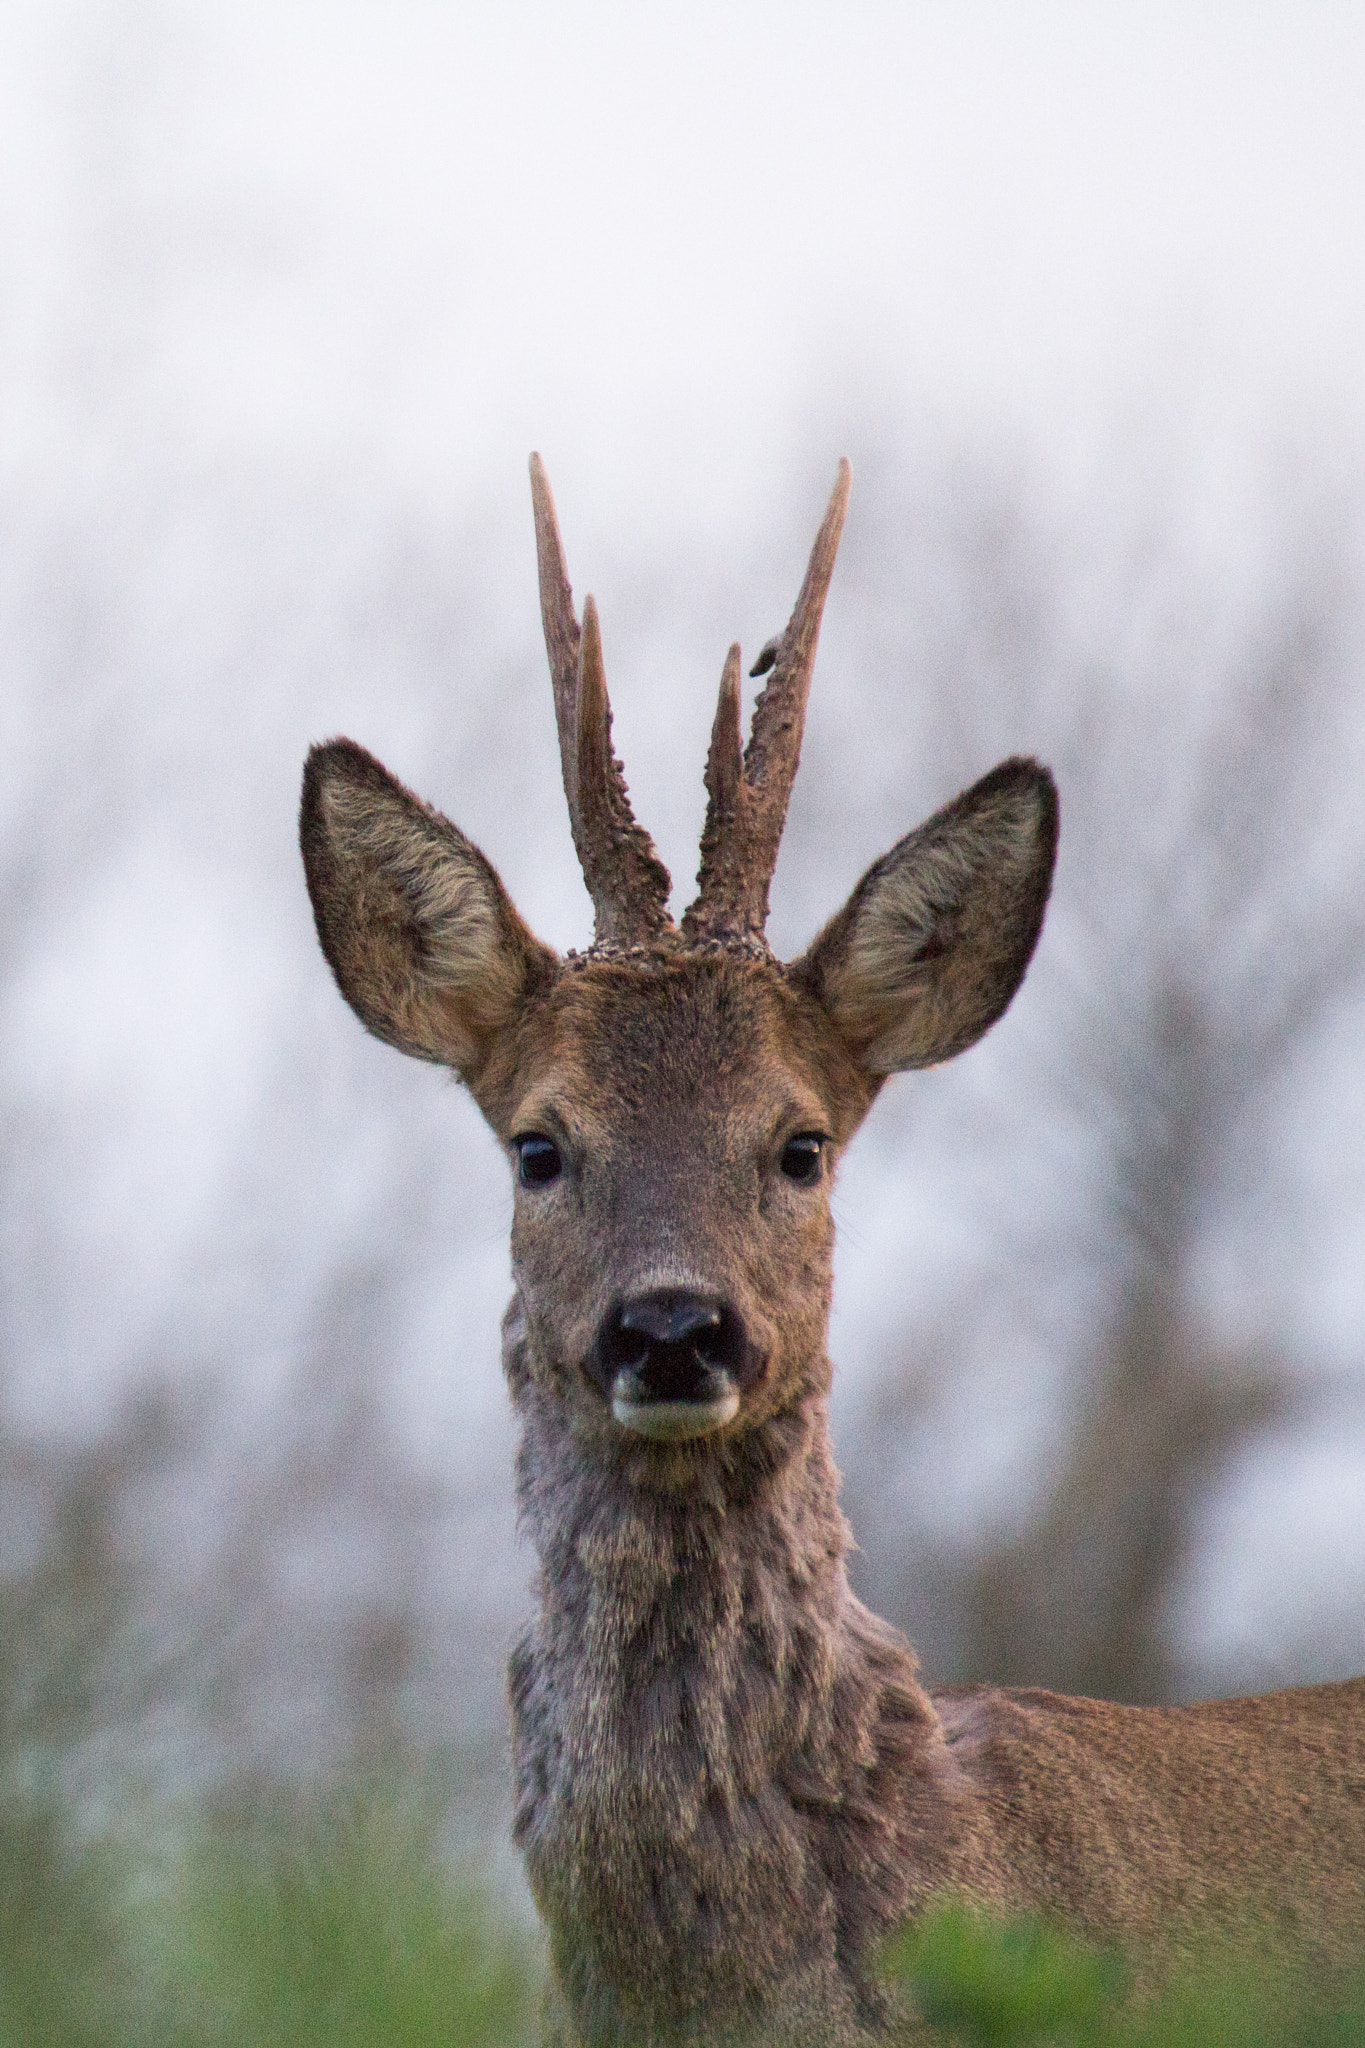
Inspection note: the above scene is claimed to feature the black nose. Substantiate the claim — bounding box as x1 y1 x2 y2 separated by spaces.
591 1289 748 1405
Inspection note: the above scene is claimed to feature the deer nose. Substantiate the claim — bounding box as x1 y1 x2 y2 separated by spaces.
592 1290 748 1440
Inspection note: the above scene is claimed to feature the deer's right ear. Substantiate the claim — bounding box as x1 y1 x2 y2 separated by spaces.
791 758 1058 1074
300 740 558 1082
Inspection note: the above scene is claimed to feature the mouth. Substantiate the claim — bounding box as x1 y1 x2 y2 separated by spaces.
610 1363 741 1441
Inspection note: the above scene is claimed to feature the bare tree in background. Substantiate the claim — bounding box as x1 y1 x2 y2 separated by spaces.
845 450 1365 1701
3 430 1365 1809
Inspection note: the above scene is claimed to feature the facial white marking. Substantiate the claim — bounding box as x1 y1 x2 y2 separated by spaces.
611 1384 741 1440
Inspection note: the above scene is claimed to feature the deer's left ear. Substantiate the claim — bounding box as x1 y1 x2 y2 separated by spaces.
789 759 1058 1073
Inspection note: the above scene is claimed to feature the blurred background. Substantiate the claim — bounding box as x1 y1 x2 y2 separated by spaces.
3 0 1365 2003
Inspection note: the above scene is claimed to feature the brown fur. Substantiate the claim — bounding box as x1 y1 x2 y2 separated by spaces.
299 466 1365 2046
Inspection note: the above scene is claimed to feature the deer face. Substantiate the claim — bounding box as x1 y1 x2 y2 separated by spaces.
300 461 1057 1457
498 952 871 1446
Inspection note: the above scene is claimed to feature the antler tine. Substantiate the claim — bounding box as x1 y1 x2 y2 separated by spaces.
684 460 851 940
740 459 851 914
529 452 584 819
682 644 744 943
575 596 673 945
529 455 672 948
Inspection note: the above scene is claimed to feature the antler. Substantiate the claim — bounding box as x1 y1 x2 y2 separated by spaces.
529 454 673 948
683 460 851 942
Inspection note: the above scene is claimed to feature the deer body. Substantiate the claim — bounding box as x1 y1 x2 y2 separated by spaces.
301 460 1365 2045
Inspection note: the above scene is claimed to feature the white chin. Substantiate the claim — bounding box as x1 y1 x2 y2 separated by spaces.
611 1388 740 1441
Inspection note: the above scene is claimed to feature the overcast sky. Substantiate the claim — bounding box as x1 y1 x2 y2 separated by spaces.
4 3 1364 508
3 2 1364 1704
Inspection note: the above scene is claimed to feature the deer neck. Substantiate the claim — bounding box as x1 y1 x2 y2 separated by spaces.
502 1293 971 2043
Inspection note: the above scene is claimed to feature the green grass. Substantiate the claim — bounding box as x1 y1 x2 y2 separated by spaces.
880 1901 1365 2046
3 1777 1364 2047
881 1902 1127 2045
0 1792 146 2048
172 1777 540 2048
0 1772 540 2048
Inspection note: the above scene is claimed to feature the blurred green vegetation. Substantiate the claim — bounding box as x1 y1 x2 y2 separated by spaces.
883 1903 1127 2045
4 1795 1364 2048
0 1421 540 2047
173 1776 541 2048
881 1902 1365 2046
0 1769 541 2048
1 1414 1361 2047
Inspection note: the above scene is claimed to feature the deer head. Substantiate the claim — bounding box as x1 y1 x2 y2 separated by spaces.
300 459 1057 1467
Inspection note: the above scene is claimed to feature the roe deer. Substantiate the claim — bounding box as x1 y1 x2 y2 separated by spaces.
300 459 1365 2045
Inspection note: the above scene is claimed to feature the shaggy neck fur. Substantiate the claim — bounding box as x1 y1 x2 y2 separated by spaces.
503 1297 972 2047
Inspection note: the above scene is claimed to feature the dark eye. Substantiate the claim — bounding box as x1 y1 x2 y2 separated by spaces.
780 1134 825 1186
514 1134 562 1188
